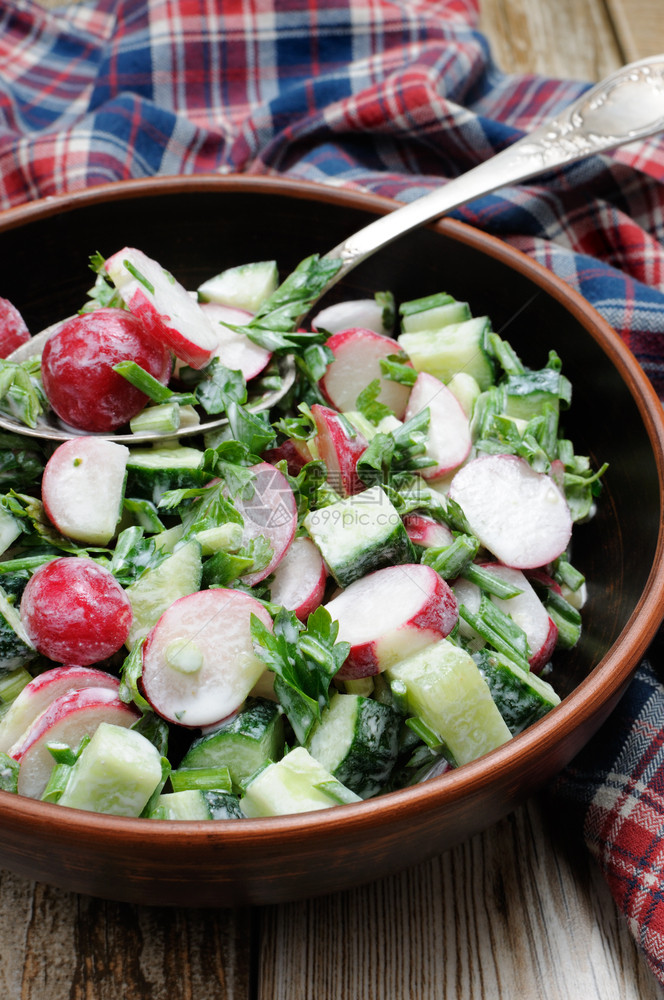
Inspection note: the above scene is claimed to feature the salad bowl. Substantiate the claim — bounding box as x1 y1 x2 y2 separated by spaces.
0 175 663 906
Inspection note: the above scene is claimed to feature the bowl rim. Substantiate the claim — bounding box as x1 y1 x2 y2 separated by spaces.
1 173 663 845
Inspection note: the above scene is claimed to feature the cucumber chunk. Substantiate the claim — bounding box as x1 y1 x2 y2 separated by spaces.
56 722 163 817
303 485 414 588
124 538 202 649
401 299 471 332
475 650 561 734
398 316 495 390
180 697 285 792
0 506 22 558
306 692 400 798
0 585 36 676
149 788 243 820
386 639 512 766
241 746 361 817
197 261 279 312
125 445 207 505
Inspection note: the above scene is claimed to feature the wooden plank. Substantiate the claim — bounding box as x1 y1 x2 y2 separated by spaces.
605 0 664 62
478 0 624 80
0 869 253 1000
257 799 662 1000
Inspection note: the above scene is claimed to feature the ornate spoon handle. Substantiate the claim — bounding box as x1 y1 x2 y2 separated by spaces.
320 54 664 284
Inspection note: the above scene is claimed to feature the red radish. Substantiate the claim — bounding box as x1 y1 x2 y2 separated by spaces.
262 437 313 475
20 557 133 666
404 371 471 479
310 403 368 496
449 454 573 569
312 299 391 338
40 307 172 432
453 564 558 672
8 686 139 799
325 563 458 679
0 666 120 754
41 438 129 546
141 588 273 728
105 247 218 369
0 297 30 357
199 301 272 380
320 328 411 418
233 462 298 586
403 513 454 549
269 536 327 621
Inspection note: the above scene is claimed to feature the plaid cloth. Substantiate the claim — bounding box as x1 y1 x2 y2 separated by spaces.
2 0 664 981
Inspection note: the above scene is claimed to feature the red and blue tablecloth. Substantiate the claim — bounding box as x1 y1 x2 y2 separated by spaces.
2 0 664 982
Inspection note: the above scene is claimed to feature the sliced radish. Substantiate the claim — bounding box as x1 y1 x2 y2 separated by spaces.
449 454 573 569
312 299 391 338
269 536 327 621
233 462 298 586
41 438 129 546
320 328 411 419
105 247 218 369
403 513 454 549
0 665 120 754
325 563 458 679
310 403 368 496
199 301 272 380
454 564 558 672
8 686 139 799
262 437 313 475
404 371 471 479
141 589 273 728
20 557 133 666
0 297 30 357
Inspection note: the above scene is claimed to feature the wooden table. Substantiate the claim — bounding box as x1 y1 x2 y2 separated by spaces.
3 1 664 998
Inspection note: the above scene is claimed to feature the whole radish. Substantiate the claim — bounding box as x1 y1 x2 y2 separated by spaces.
20 557 133 665
40 308 172 432
0 297 30 357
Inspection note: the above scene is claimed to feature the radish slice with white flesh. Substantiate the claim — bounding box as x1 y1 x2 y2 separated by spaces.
198 301 272 380
449 454 573 569
8 686 139 800
233 462 298 586
320 328 411 419
41 438 129 546
312 299 391 338
141 588 273 728
325 563 458 679
404 371 471 479
269 536 327 621
310 403 368 496
105 247 218 369
453 565 558 672
0 666 120 755
404 513 454 549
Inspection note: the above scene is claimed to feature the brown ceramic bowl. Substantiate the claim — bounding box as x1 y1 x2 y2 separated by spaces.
0 175 663 906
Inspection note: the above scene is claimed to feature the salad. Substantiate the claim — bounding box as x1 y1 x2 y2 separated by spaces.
0 247 605 821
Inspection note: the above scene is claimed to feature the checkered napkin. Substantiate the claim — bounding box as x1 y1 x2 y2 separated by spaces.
2 0 664 980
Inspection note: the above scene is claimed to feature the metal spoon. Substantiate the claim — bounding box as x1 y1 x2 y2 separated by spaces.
2 54 663 445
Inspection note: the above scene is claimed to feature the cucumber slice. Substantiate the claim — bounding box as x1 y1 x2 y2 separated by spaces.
125 445 207 505
401 300 471 333
180 697 285 792
124 538 203 649
303 485 414 588
0 507 22 558
398 316 495 390
197 261 279 312
306 692 400 798
386 639 512 766
57 722 163 817
240 746 362 817
503 370 565 420
0 586 36 676
149 788 243 820
475 650 561 734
